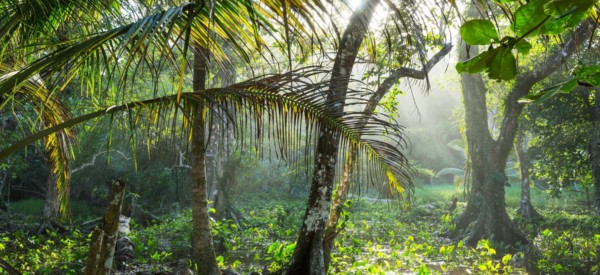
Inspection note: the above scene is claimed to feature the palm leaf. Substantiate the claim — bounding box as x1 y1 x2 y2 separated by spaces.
0 63 74 219
0 67 412 198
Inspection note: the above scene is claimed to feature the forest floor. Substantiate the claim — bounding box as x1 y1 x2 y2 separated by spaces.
1 184 599 274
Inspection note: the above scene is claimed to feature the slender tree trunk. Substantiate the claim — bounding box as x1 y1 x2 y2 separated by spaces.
322 148 353 268
454 18 592 246
286 2 379 274
323 44 452 267
589 88 600 214
515 130 541 219
190 47 220 275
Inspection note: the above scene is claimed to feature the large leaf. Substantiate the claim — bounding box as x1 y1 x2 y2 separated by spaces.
456 46 516 80
544 0 595 17
456 50 493 74
513 0 548 36
539 0 595 34
519 79 579 103
460 19 499 45
487 46 516 80
575 65 600 86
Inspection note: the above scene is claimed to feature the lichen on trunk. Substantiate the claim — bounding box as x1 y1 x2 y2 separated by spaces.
284 1 380 273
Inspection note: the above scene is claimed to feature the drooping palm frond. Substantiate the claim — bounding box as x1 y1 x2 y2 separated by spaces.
0 0 337 100
0 63 74 219
0 67 412 199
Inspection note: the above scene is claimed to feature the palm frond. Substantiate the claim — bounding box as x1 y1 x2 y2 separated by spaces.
0 67 412 198
0 62 74 219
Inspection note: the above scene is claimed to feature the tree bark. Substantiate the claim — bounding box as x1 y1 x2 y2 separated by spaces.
41 131 71 225
43 166 60 221
85 179 126 275
454 19 593 246
190 47 220 275
285 1 379 274
515 130 541 219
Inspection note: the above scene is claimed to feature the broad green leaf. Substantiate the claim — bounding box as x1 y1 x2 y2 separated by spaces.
501 36 532 54
513 0 547 36
487 46 516 80
456 50 493 74
514 39 532 54
574 65 600 86
542 7 592 34
542 0 595 34
560 79 579 91
519 79 579 103
544 0 594 17
460 20 499 45
574 64 600 76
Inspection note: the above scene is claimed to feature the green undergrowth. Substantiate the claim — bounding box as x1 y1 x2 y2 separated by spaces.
1 184 599 274
9 198 104 221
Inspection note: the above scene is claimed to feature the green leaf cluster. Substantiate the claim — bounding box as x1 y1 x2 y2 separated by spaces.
456 0 595 80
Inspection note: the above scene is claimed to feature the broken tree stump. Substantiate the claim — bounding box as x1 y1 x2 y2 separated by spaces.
85 179 126 275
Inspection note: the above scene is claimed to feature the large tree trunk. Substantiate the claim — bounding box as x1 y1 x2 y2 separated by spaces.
454 45 526 245
454 18 592 246
285 2 379 274
515 130 541 219
590 88 600 215
190 47 220 275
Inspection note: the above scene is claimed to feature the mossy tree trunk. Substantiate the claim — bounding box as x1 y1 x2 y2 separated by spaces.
85 180 126 275
285 2 379 274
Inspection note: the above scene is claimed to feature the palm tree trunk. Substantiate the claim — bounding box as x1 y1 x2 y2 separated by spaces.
286 1 379 273
515 130 541 219
190 47 220 275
